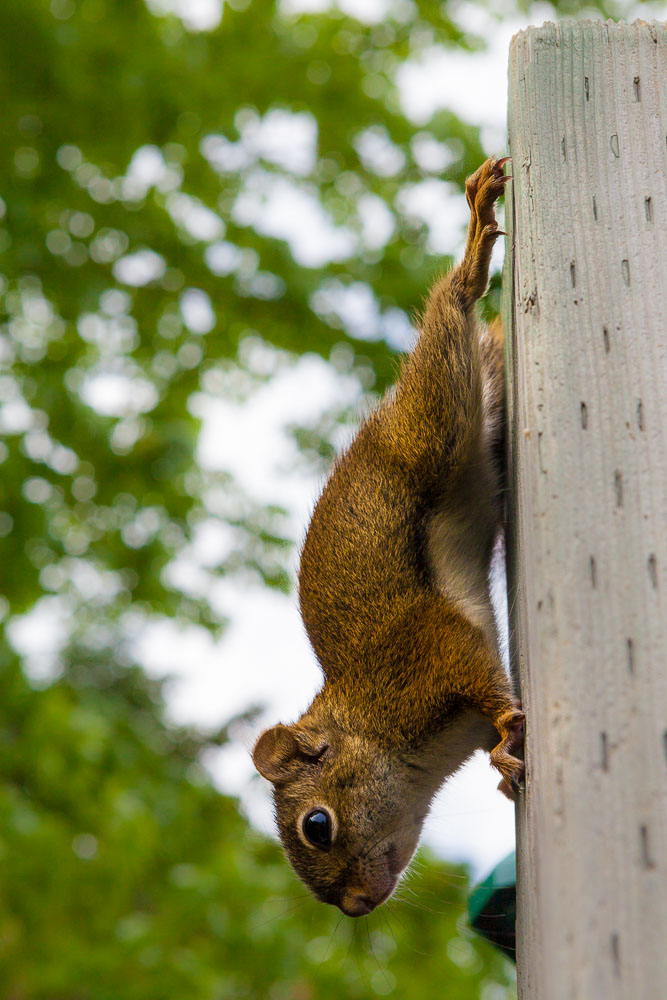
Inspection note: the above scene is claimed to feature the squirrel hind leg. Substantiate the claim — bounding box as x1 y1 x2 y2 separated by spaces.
457 157 511 308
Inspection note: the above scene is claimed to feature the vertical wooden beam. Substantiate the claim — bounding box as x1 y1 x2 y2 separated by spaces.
504 19 667 999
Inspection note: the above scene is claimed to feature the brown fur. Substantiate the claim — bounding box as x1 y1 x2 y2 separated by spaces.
253 159 524 916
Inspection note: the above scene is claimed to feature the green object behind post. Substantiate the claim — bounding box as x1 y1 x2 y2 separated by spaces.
468 852 516 961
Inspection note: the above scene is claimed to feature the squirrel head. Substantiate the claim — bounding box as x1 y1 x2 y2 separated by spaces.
252 720 431 916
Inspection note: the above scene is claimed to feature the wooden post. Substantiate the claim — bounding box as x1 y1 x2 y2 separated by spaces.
504 19 666 999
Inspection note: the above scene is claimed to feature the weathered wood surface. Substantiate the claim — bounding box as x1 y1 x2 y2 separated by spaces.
504 19 666 1000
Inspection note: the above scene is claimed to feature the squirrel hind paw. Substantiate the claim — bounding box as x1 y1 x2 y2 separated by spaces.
458 156 512 305
464 156 511 220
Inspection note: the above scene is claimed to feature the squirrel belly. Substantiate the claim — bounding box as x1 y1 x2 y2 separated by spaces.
424 315 506 651
252 159 525 916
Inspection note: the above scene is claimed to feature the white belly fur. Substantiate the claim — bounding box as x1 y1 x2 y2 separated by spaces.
425 456 500 651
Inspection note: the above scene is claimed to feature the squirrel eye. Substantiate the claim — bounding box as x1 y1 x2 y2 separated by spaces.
302 809 333 849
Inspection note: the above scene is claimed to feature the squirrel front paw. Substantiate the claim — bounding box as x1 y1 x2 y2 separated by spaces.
489 698 525 802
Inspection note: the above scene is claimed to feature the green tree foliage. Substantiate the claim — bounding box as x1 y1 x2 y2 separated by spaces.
0 0 640 996
0 645 517 998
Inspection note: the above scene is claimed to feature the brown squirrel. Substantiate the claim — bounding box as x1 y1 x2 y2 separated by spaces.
252 158 524 917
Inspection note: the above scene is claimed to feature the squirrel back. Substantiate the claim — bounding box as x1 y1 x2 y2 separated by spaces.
253 159 524 917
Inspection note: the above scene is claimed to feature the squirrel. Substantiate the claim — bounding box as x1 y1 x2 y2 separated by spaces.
252 158 524 918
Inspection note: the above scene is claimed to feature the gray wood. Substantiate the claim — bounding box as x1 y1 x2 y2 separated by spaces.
504 19 667 1000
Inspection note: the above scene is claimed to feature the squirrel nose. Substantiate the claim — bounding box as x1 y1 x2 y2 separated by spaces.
341 892 376 917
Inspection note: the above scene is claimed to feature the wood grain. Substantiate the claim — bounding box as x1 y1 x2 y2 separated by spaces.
504 19 666 999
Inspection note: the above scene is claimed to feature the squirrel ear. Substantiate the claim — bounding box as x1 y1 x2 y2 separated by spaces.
253 724 329 783
252 724 302 783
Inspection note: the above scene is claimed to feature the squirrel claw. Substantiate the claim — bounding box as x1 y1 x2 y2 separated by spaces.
489 701 525 799
497 766 525 802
